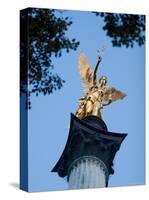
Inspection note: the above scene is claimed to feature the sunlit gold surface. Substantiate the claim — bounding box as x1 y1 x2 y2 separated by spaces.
75 53 126 120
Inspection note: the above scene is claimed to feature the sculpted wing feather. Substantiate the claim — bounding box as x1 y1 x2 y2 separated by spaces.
102 87 126 104
79 53 94 93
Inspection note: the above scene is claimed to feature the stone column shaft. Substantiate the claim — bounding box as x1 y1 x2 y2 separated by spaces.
68 156 108 189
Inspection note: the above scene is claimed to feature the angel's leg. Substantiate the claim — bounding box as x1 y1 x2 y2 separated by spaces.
86 99 94 115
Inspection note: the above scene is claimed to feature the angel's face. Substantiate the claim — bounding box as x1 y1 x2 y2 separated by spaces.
99 76 107 86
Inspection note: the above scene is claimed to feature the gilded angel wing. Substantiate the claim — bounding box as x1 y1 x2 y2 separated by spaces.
79 53 94 93
102 87 126 105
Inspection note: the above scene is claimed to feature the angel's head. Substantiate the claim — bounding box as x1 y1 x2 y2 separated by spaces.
99 76 107 87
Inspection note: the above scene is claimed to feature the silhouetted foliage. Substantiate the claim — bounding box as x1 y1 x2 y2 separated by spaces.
20 8 80 109
20 9 145 109
94 12 145 47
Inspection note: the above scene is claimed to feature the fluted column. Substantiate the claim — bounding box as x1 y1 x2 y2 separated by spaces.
68 156 108 189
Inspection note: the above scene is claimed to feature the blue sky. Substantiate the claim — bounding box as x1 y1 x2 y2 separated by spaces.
28 9 145 192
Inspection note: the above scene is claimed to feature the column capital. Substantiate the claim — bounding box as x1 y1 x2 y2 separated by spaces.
51 113 127 183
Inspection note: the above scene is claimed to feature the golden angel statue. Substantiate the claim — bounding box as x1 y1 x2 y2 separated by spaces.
75 53 126 120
